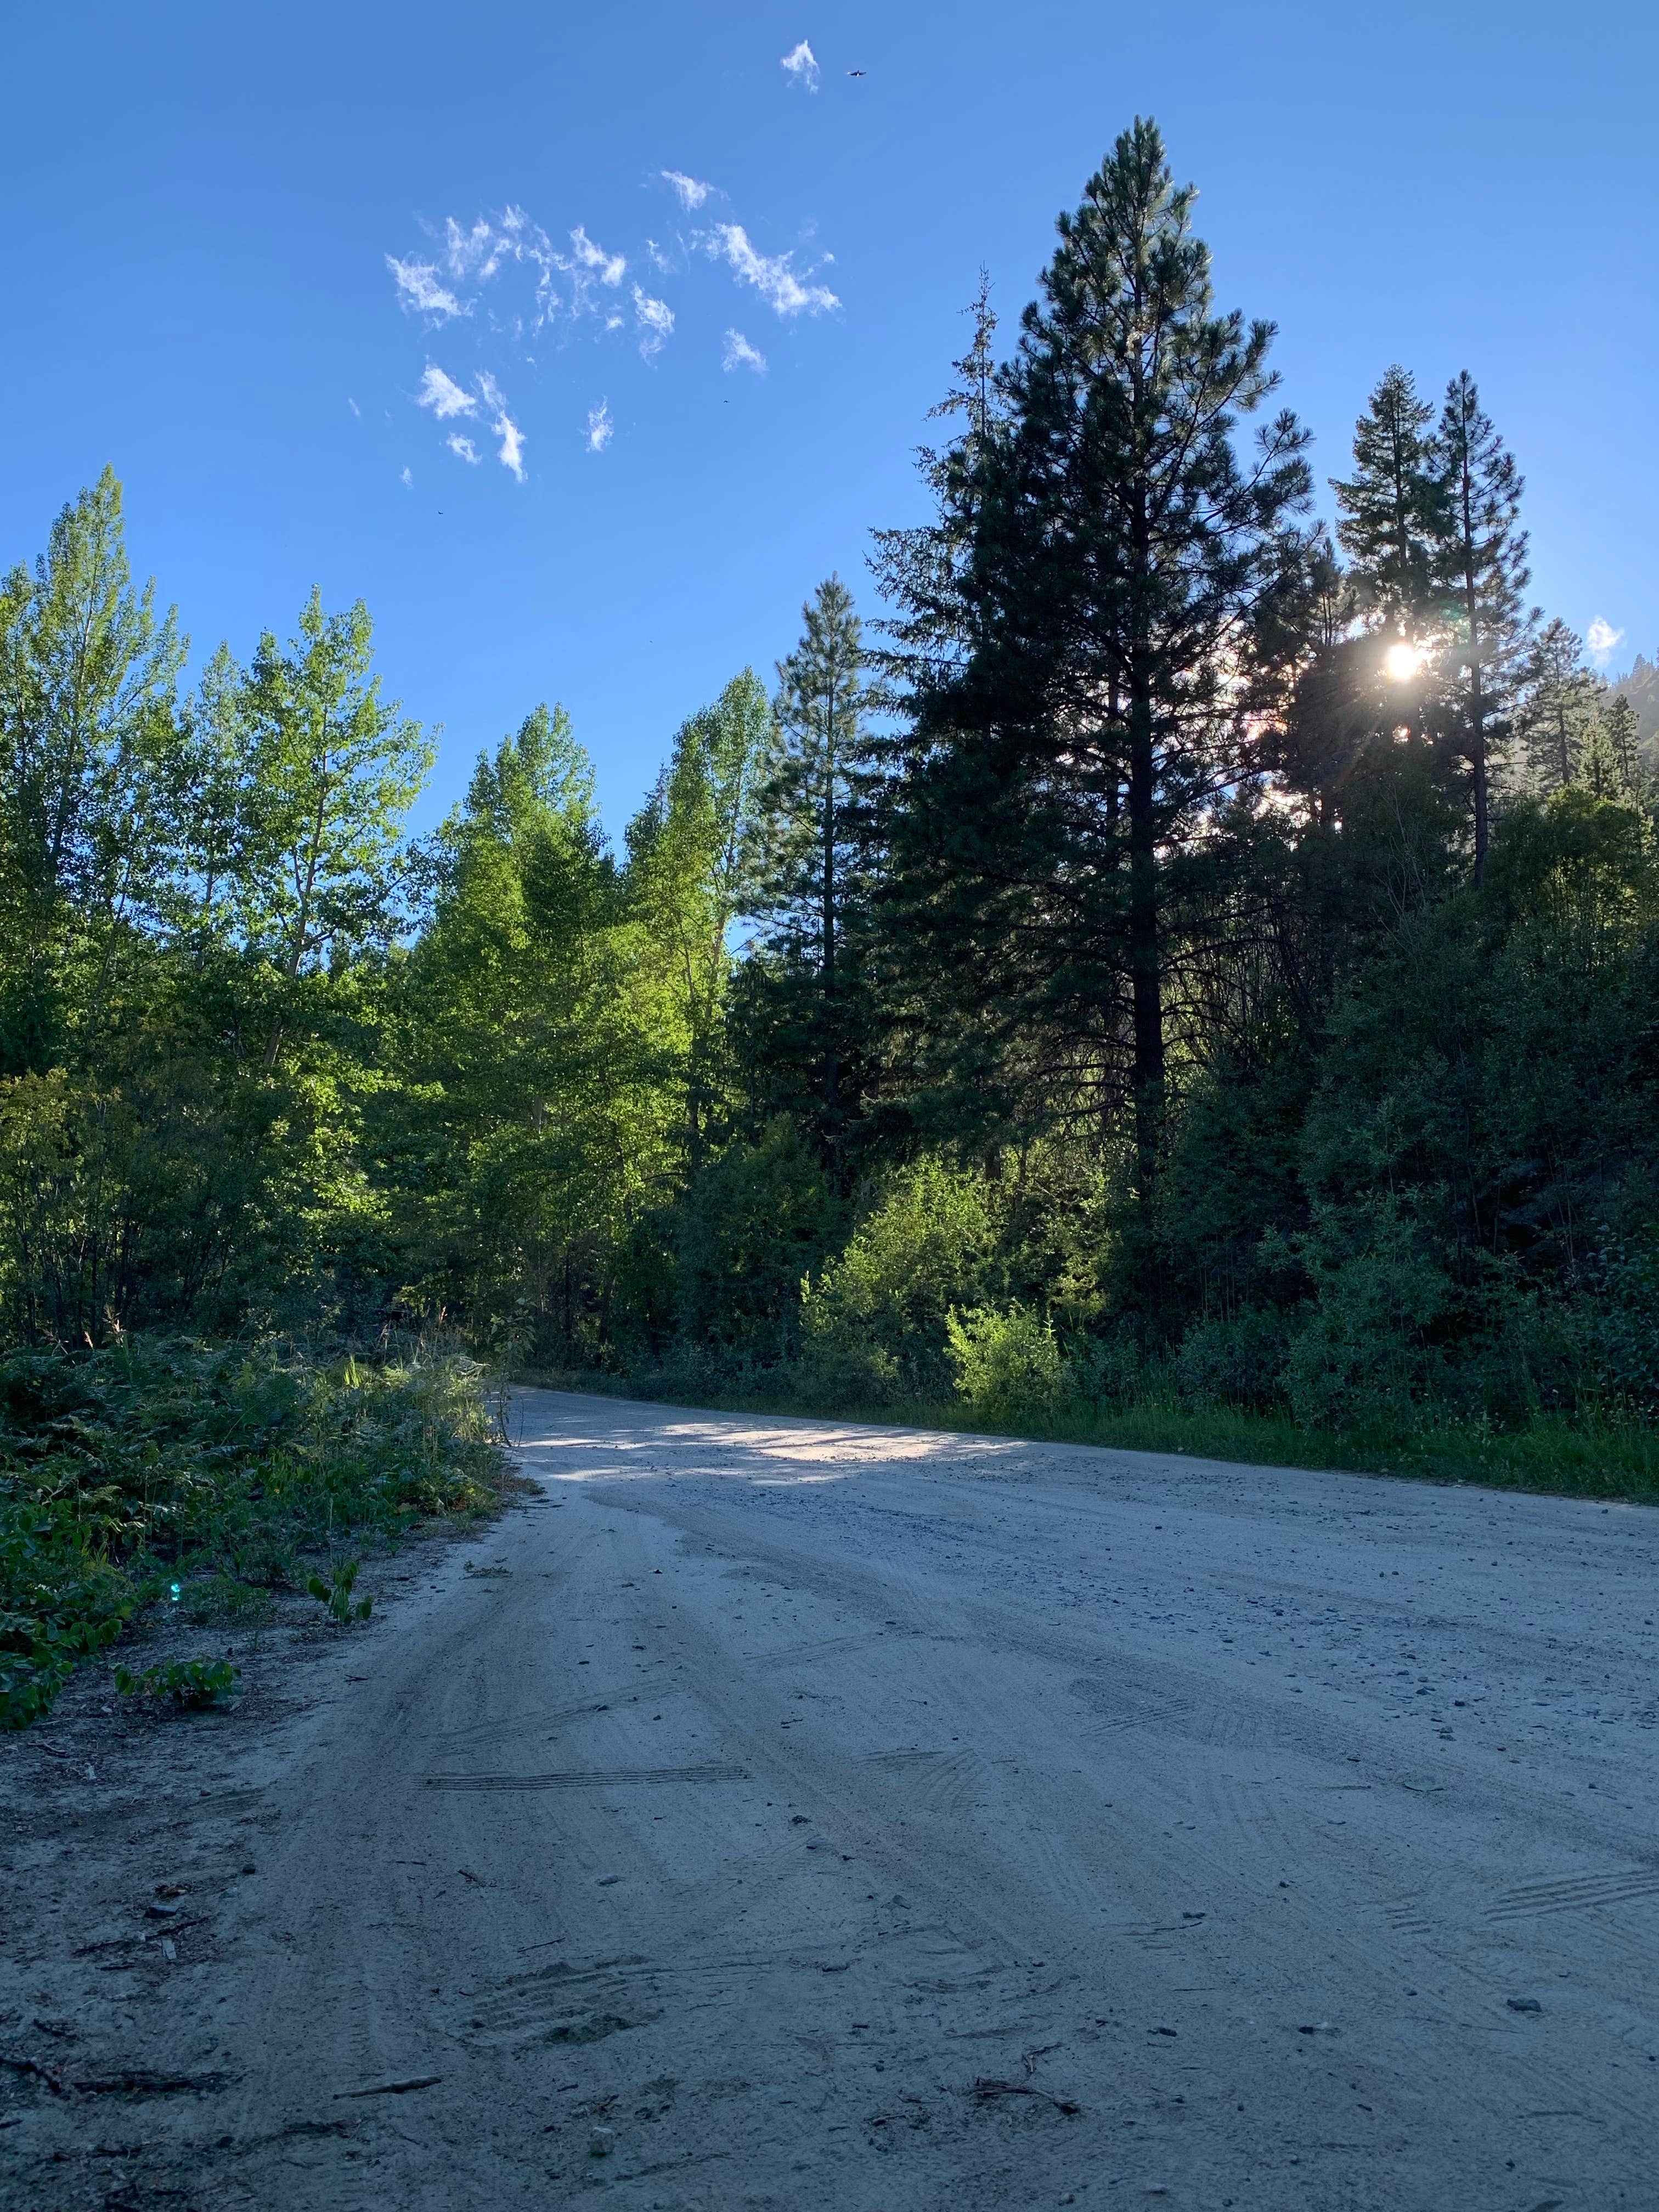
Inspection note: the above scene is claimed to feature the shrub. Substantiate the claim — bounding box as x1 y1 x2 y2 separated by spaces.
114 1656 239 1708
801 1160 996 1402
1063 1321 1167 1409
1176 1307 1292 1412
1593 1232 1659 1415
306 1558 373 1625
1285 1203 1451 1432
945 1303 1065 1420
635 1119 842 1366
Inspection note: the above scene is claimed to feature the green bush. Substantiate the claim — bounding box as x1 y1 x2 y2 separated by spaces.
1593 1232 1659 1415
306 1557 373 1625
621 1119 842 1367
800 1159 996 1402
1176 1307 1293 1412
945 1303 1065 1419
1285 1203 1452 1432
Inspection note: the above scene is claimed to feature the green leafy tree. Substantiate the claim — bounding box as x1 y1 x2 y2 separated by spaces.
237 591 433 1069
625 670 774 1165
0 467 183 1071
408 707 673 1358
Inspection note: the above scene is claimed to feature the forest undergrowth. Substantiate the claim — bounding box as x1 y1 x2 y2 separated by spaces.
0 1336 509 1728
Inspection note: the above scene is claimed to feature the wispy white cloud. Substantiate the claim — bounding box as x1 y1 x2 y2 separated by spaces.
494 411 526 481
780 38 820 90
388 255 465 319
1588 616 1626 664
468 377 527 477
700 223 839 317
391 189 838 485
723 328 768 373
633 285 675 358
415 364 478 419
442 216 501 279
568 225 627 287
400 466 413 488
347 396 361 418
662 170 714 211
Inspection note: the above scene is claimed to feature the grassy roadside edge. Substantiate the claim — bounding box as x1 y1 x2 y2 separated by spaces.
511 1368 1659 1511
2 1336 518 1730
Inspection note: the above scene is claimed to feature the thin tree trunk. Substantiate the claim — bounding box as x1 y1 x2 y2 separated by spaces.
1127 676 1164 1190
822 680 839 1171
1460 466 1489 886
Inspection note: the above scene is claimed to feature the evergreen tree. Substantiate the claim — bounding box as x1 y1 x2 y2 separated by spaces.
1578 713 1629 800
870 272 1009 684
1516 619 1599 793
759 577 878 1170
1433 373 1532 883
1601 693 1643 795
884 118 1311 1187
1331 366 1443 633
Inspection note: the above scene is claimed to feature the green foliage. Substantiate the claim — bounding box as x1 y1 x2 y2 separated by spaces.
617 1119 841 1372
800 1160 996 1401
945 1303 1065 1420
306 1556 372 1625
9 125 1659 1591
0 1335 504 1723
114 1655 239 1707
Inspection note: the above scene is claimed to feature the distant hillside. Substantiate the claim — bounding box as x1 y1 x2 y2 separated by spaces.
1610 654 1659 764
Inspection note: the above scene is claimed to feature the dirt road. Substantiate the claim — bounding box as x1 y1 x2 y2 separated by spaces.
8 1390 1659 2209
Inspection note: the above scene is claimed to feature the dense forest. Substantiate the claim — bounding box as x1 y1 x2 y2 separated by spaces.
6 119 1659 1469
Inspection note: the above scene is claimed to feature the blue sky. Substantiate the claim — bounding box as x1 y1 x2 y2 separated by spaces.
6 1 1656 836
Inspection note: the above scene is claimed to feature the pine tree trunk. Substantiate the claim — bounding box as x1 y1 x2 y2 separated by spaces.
1127 678 1164 1189
1460 475 1488 887
822 699 839 1172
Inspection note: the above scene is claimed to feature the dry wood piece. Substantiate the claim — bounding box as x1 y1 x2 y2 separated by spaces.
972 2076 1081 2115
334 2074 444 2100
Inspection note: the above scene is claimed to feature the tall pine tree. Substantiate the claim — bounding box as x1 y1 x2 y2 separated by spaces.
884 118 1311 1187
1516 619 1599 793
1434 373 1532 882
1331 366 1443 634
757 577 877 1171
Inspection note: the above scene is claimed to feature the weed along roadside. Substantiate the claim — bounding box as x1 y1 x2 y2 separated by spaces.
0 1335 515 1731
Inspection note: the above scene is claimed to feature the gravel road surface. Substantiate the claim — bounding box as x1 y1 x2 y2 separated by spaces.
7 1389 1658 2209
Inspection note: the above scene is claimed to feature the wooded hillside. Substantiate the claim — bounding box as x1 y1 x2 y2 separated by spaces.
5 121 1656 1456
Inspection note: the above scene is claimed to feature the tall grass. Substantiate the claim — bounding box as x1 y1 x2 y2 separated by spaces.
1 1334 510 1728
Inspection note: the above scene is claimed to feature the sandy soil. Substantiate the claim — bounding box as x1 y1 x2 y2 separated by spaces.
4 1389 1658 2210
